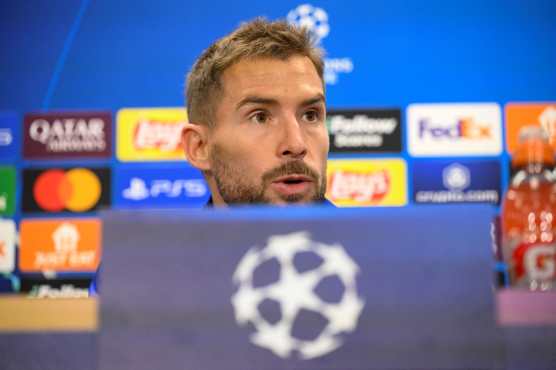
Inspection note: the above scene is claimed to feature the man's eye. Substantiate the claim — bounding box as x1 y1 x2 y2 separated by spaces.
249 112 269 124
303 110 321 123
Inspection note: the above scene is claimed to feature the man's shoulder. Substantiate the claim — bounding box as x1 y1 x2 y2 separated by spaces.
321 198 336 207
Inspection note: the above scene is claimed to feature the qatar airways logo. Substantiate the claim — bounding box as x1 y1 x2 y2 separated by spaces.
328 170 390 203
24 112 112 158
133 119 184 151
408 103 502 156
29 118 105 148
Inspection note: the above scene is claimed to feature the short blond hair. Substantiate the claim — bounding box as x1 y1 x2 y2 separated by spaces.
185 18 324 126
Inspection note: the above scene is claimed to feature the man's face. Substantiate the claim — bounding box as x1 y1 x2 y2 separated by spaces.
206 55 329 205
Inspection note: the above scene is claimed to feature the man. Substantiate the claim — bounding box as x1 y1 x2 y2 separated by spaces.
181 18 330 206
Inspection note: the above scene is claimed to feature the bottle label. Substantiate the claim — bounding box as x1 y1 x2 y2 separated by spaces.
512 242 556 282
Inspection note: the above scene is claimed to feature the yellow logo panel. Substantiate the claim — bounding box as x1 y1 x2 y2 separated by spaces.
117 108 187 161
326 158 407 207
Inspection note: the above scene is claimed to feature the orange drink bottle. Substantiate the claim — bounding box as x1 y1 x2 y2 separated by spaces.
501 126 556 290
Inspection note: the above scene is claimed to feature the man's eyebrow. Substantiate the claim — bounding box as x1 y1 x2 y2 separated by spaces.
302 94 326 107
235 94 326 111
236 96 278 111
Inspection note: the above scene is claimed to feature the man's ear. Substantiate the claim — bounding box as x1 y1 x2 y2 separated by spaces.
181 123 211 171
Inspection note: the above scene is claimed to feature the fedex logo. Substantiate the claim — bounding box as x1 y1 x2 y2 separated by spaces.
418 118 492 140
408 103 502 156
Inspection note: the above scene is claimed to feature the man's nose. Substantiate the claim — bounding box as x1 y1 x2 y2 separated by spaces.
278 115 308 159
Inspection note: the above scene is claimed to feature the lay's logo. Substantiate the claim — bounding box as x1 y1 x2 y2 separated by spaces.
326 159 407 207
328 169 390 203
408 103 502 156
117 108 187 161
133 119 183 151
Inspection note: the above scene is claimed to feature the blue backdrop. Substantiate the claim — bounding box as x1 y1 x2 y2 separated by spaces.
2 0 555 112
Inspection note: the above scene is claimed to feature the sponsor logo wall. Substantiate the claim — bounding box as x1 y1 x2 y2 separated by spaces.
0 83 552 294
0 106 210 296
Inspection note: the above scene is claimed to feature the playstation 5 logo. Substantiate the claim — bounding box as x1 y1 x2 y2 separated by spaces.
123 177 207 200
0 129 13 146
287 4 353 85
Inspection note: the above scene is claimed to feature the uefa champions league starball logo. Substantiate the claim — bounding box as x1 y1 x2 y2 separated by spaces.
286 4 354 85
231 232 364 359
287 4 330 43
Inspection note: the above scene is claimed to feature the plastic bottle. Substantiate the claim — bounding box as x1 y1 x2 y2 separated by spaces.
501 125 556 290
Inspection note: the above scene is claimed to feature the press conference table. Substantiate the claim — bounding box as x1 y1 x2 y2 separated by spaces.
0 296 97 332
0 290 555 370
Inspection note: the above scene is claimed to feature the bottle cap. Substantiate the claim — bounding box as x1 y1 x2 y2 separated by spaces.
518 125 549 143
512 125 555 167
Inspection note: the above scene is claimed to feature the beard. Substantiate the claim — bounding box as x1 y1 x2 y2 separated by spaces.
208 146 327 205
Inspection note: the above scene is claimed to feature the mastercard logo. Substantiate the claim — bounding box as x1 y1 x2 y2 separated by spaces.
33 168 102 212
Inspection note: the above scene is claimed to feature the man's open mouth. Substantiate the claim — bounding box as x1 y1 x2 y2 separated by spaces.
271 175 314 196
273 175 313 185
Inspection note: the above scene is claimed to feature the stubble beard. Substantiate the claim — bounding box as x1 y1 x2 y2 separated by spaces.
208 146 327 205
